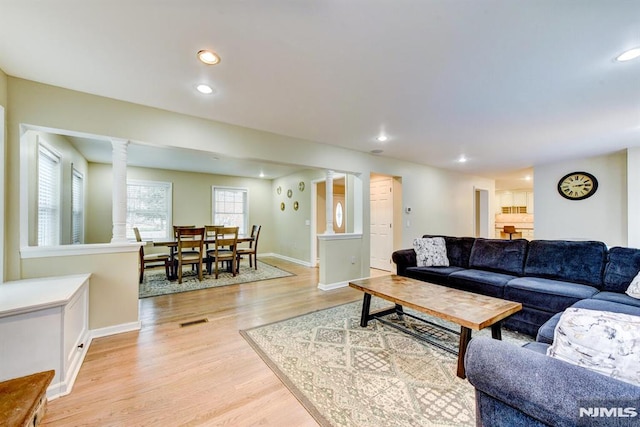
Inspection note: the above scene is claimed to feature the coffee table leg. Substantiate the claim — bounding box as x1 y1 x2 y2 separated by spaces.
360 293 372 327
457 327 472 379
491 321 502 340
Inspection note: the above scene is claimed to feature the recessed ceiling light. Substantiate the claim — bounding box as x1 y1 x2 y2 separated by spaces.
196 84 213 94
616 48 640 62
458 155 467 163
377 135 388 142
197 50 221 65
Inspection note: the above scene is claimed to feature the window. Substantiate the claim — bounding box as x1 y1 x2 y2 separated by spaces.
37 143 61 246
71 168 84 244
126 180 172 239
212 187 248 235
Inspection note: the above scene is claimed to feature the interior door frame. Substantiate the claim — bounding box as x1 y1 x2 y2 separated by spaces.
310 173 346 267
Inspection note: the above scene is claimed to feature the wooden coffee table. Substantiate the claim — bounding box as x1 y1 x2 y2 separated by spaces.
349 275 522 378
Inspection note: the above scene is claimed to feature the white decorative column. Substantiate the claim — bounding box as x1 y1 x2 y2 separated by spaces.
325 170 335 234
111 138 129 244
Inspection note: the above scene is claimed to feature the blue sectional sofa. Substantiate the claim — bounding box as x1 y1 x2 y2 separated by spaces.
391 236 639 337
464 337 640 427
393 236 640 426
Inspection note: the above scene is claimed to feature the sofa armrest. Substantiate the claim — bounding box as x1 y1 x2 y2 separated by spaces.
391 248 417 276
465 337 640 427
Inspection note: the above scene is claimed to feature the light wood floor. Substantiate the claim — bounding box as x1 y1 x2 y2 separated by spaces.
42 258 390 427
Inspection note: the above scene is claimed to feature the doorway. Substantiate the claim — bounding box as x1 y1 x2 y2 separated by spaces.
370 175 394 271
474 188 489 238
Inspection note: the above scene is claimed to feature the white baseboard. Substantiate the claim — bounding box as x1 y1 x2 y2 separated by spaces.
90 320 142 339
47 329 92 400
317 281 349 291
318 275 372 292
262 253 313 267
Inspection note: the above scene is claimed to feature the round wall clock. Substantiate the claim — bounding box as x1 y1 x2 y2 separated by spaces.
557 171 598 200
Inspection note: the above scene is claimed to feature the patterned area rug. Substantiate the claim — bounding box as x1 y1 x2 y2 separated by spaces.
139 259 294 298
241 298 533 427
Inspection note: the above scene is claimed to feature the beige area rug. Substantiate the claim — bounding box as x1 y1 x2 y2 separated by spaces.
241 298 533 427
139 259 294 298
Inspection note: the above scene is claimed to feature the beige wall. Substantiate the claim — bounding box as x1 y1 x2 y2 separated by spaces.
0 68 7 107
86 163 275 252
1 69 6 282
534 151 628 246
20 251 139 330
272 169 325 262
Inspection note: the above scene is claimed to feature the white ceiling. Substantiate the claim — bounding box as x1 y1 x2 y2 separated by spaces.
1 1 639 186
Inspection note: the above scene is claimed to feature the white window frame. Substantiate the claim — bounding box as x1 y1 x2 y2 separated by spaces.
126 179 173 240
212 186 248 236
37 142 62 246
71 167 84 244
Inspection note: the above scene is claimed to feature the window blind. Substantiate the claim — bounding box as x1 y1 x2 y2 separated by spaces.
212 187 248 235
71 168 84 244
127 180 172 239
38 144 61 246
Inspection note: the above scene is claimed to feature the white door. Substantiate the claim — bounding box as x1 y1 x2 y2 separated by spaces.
370 177 393 271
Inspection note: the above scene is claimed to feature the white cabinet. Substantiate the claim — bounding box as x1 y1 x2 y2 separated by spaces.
496 190 534 213
513 191 527 206
0 274 91 398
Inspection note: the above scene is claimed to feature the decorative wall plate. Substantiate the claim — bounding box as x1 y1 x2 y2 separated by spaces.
293 201 299 211
298 181 305 192
287 189 293 198
277 186 282 195
280 202 285 211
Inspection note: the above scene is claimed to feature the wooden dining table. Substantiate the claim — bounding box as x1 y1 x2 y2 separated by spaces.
153 235 254 280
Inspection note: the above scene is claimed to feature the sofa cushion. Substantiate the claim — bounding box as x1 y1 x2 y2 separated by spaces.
536 298 640 345
505 307 556 338
448 269 515 298
603 246 640 293
405 266 464 285
423 235 475 268
468 238 528 276
413 237 449 267
591 291 640 308
547 308 640 386
505 277 598 313
523 240 607 288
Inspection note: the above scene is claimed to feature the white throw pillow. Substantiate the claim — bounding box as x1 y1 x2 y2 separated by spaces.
625 270 640 299
547 308 640 386
412 237 449 267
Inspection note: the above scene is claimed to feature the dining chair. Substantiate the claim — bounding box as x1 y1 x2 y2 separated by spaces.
175 227 205 284
206 226 239 279
236 225 261 271
133 227 170 283
204 225 223 251
173 225 199 264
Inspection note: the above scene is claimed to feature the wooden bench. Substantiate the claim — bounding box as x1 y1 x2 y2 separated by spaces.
0 370 54 427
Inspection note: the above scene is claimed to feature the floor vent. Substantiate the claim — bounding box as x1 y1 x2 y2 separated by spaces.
179 318 209 327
